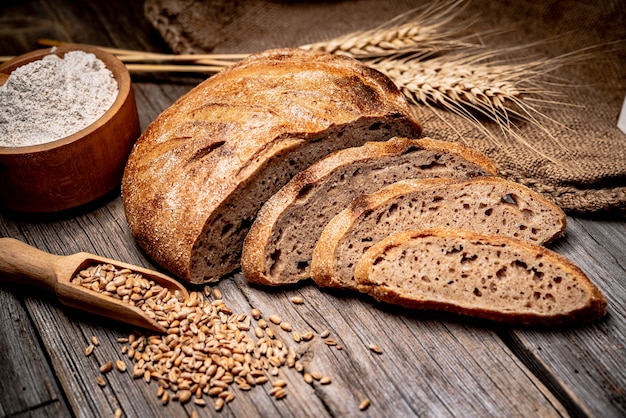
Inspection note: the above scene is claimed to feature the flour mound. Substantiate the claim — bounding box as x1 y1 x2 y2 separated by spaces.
0 49 119 147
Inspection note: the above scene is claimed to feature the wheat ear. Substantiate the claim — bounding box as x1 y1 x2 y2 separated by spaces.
368 48 574 135
30 1 586 150
367 46 594 162
300 0 475 59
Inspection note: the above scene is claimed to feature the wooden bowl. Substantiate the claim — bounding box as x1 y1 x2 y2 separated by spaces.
0 45 140 213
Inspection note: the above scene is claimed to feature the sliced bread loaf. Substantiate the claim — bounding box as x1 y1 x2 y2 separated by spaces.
122 48 421 284
354 228 607 325
241 137 498 286
311 177 567 290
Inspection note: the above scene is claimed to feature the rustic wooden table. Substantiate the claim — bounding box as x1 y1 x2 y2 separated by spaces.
1 1 625 417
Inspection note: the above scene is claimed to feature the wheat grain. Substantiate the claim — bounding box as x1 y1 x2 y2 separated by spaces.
177 390 192 403
214 397 225 411
273 379 287 388
115 360 127 372
274 388 287 400
100 361 113 373
85 344 95 356
368 344 383 354
251 308 261 320
359 398 371 411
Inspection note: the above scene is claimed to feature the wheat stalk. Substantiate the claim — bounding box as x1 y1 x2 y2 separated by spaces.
300 0 474 58
367 48 574 139
366 45 599 165
24 0 582 146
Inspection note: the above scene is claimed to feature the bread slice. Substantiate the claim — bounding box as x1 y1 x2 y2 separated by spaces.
122 48 421 283
241 137 498 286
311 177 567 290
354 228 607 325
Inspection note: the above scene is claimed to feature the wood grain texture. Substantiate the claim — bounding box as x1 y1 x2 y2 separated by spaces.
0 0 625 417
0 288 71 417
502 217 626 417
233 274 569 417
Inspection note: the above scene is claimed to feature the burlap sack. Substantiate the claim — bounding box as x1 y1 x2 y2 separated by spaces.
143 0 626 215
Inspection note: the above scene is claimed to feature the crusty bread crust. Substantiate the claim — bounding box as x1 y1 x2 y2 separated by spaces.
311 177 567 290
122 48 421 283
241 137 498 286
354 228 607 326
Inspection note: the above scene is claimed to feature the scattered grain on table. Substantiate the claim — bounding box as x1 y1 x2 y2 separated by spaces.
71 262 358 412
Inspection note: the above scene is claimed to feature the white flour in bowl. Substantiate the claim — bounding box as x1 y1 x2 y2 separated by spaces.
0 49 119 147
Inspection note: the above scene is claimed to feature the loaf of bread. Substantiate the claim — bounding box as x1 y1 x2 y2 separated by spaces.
241 137 498 286
122 48 422 283
311 177 567 290
354 228 607 325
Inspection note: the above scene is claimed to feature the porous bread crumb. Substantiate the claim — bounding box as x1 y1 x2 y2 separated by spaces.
355 228 606 325
313 177 566 290
242 137 497 286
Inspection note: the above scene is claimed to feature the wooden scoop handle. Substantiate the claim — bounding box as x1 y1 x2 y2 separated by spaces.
0 237 60 292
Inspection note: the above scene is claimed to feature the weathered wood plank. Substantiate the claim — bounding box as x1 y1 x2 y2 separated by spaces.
1 196 570 417
502 216 626 418
0 287 71 418
1 1 625 417
8 401 71 418
230 273 569 417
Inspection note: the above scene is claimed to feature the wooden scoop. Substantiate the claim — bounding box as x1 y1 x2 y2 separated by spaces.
0 237 189 333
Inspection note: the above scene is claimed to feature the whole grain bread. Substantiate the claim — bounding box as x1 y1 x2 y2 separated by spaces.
241 137 498 286
311 177 567 290
122 48 421 283
354 228 607 325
